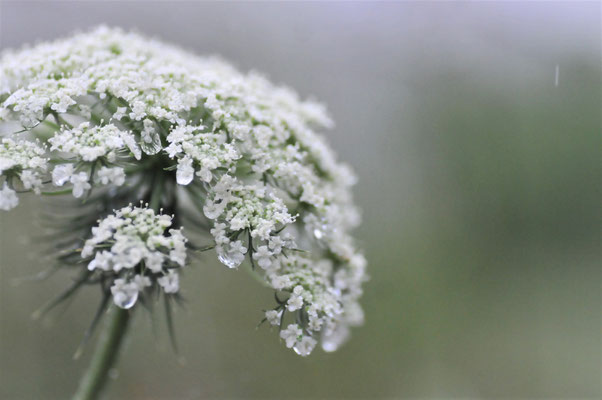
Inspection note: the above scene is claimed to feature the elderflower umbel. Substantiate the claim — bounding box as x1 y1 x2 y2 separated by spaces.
0 26 367 356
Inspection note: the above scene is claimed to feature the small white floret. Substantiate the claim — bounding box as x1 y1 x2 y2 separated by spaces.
52 164 74 186
157 271 179 293
0 183 18 210
279 324 302 348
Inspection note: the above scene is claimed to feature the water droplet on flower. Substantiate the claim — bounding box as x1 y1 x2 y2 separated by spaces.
321 326 350 352
218 252 240 269
139 130 162 155
114 290 138 309
321 338 340 352
293 343 306 356
176 168 194 185
203 205 221 220
292 337 316 356
313 228 323 239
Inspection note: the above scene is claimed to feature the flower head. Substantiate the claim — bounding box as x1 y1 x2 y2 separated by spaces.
0 26 366 356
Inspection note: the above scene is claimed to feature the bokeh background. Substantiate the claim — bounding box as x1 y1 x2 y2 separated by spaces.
0 1 600 399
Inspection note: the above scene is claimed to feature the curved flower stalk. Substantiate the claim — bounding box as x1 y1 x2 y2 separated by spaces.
0 26 367 398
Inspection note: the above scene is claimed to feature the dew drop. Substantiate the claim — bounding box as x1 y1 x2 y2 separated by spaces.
313 228 323 240
176 168 194 185
113 290 138 309
53 174 70 186
203 205 221 220
321 339 339 353
293 344 306 356
139 129 162 155
218 252 240 269
293 339 315 357
321 326 350 353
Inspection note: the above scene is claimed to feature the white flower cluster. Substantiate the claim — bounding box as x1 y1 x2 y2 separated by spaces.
50 163 126 198
82 205 187 309
0 27 366 356
46 121 138 197
265 254 366 355
166 124 239 184
204 175 297 269
0 138 47 209
49 122 140 162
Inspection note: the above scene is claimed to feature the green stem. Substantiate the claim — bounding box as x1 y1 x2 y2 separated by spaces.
41 188 73 196
72 169 166 400
72 170 166 400
72 307 131 400
149 173 164 211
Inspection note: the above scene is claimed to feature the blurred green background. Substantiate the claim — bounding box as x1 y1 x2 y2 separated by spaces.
0 2 600 399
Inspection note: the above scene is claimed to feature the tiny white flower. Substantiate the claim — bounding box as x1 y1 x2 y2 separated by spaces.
279 324 302 348
79 104 92 120
19 170 42 193
132 274 152 291
226 240 247 266
216 240 247 269
196 167 212 183
97 166 125 186
321 325 350 353
157 271 179 293
121 133 142 160
176 157 194 185
252 245 272 269
87 251 112 271
293 336 317 356
203 202 224 220
141 119 156 143
169 248 186 267
112 107 127 121
81 244 95 258
165 143 181 158
210 223 229 245
229 216 247 232
145 251 165 273
252 219 275 241
70 172 91 198
0 157 15 174
110 279 139 309
271 275 292 290
268 236 284 254
281 232 297 249
287 293 304 312
52 164 74 186
112 245 144 271
265 309 282 326
0 183 18 210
